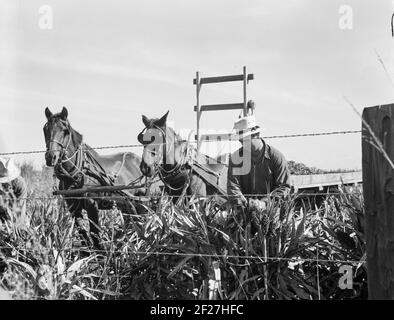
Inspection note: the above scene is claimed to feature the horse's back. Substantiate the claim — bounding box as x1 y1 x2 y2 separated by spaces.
193 152 228 196
95 152 143 187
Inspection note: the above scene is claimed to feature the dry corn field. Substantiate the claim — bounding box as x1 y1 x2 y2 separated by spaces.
0 163 367 300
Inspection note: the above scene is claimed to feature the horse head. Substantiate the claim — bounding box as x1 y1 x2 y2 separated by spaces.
43 107 82 167
139 110 191 180
138 111 172 177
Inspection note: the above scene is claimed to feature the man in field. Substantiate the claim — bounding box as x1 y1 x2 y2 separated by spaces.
227 109 291 210
0 157 27 225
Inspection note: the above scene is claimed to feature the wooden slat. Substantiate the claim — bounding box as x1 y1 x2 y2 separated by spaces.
362 103 394 299
243 66 247 116
193 73 254 85
194 103 244 112
196 71 201 151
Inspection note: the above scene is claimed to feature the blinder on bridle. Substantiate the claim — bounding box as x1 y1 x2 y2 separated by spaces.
137 128 154 145
138 124 176 171
137 126 167 147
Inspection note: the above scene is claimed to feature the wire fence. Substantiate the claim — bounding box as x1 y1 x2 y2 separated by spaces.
1 245 364 265
1 190 362 202
0 129 362 156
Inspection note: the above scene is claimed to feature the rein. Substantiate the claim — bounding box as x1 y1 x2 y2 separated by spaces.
54 143 85 184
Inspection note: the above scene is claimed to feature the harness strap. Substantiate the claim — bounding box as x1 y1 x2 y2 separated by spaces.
152 129 226 195
190 162 227 196
158 136 192 192
50 125 144 202
83 149 115 186
112 152 129 182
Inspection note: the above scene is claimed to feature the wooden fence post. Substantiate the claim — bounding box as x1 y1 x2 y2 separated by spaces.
362 103 394 299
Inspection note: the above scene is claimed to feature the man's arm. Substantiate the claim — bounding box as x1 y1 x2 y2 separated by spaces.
270 147 292 194
227 156 247 207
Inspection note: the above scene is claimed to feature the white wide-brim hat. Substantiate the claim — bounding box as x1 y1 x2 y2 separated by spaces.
0 157 21 183
231 115 261 140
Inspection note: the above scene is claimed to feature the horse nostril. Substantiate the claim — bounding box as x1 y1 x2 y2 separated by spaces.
140 163 147 176
45 151 59 166
140 163 153 177
51 153 58 165
45 153 52 165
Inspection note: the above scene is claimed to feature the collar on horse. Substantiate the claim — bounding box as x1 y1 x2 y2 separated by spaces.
54 144 84 184
157 127 193 192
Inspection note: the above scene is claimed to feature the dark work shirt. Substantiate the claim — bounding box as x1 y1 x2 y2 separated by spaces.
227 139 291 205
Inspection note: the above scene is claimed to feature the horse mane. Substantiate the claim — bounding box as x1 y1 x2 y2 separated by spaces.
165 125 184 144
68 125 98 156
70 125 83 148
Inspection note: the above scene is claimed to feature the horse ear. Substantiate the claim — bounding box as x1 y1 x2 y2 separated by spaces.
156 110 169 127
142 115 150 127
45 107 53 120
60 107 68 120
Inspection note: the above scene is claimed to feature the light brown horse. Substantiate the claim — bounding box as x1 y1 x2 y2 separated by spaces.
138 111 228 201
44 107 145 248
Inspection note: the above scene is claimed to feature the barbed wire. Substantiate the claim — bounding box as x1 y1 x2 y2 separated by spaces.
260 130 361 140
3 190 363 202
0 129 361 156
1 245 365 265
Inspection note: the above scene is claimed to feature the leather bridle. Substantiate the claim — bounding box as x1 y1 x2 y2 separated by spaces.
139 125 192 192
45 121 85 181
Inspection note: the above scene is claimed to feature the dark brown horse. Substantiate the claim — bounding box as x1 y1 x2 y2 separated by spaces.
138 111 228 201
44 107 145 248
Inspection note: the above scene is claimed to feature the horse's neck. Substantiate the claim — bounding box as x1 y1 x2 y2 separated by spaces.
83 143 98 157
60 128 84 173
163 128 186 169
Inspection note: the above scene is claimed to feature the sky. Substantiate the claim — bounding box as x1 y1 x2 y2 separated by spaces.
1 0 394 170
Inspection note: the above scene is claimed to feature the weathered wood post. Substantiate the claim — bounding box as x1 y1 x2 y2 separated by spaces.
362 103 394 299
